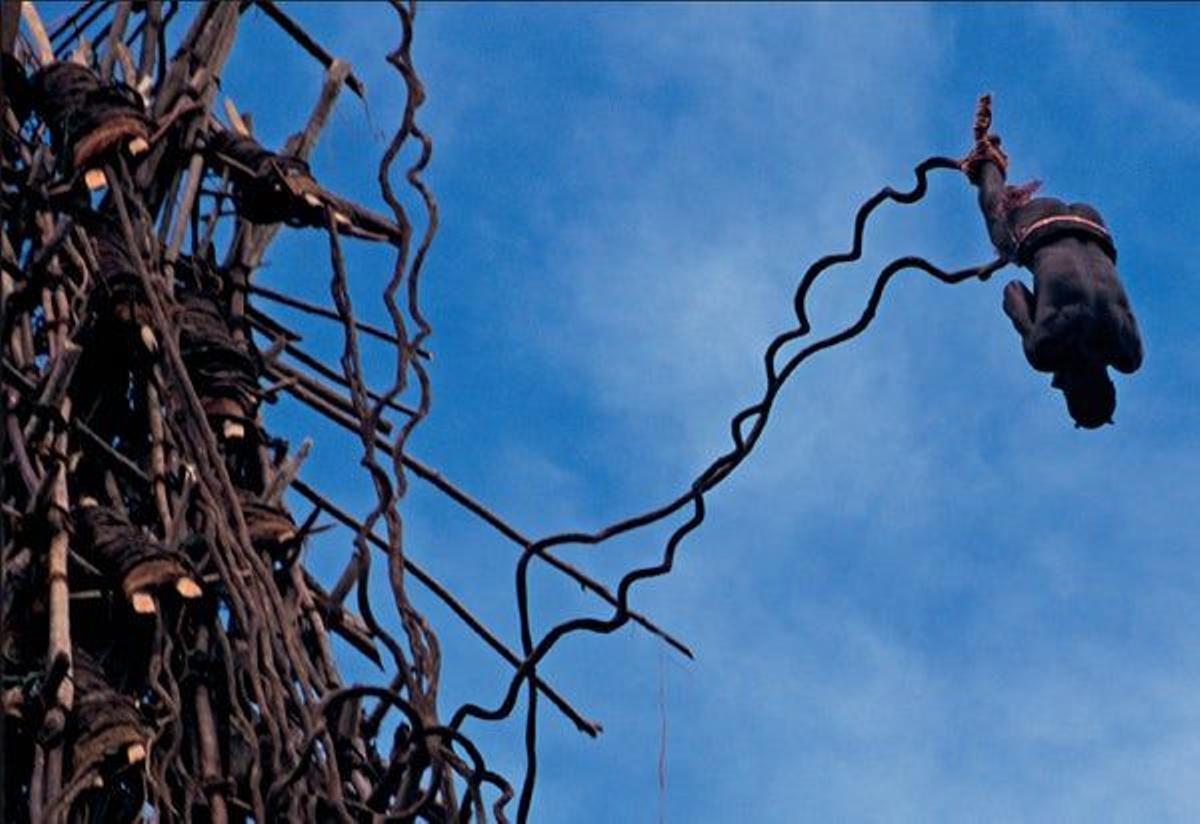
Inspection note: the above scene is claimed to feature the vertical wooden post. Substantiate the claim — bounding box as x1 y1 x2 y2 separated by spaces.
147 382 173 531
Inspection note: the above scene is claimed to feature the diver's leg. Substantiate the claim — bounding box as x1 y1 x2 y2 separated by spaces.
1106 308 1144 374
1023 303 1088 374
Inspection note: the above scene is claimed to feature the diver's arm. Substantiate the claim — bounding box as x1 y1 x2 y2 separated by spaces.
960 94 1017 258
975 161 1016 257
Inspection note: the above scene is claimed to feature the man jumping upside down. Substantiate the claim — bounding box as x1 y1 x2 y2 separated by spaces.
961 95 1143 429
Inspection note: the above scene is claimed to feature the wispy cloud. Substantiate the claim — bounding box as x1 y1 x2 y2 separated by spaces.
1030 5 1200 141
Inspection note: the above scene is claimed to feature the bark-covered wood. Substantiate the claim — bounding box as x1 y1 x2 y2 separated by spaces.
2 3 702 821
0 3 527 820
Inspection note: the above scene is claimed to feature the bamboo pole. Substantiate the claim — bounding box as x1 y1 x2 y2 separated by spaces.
97 0 129 81
42 396 73 808
20 1 55 66
194 626 230 824
136 0 160 82
147 381 172 532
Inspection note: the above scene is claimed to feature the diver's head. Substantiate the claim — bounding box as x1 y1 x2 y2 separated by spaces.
1052 363 1115 429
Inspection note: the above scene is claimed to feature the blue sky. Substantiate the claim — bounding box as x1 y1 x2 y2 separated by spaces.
77 2 1200 820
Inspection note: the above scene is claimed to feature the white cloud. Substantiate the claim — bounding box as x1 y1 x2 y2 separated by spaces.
1031 5 1200 140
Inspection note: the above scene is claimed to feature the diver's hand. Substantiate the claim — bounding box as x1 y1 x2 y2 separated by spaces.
960 93 1008 184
